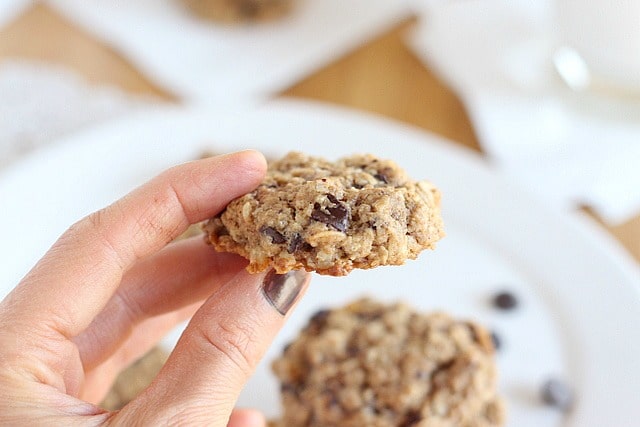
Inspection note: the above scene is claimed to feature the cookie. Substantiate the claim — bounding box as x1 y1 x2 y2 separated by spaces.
100 346 168 411
204 152 444 276
183 0 294 24
271 298 505 427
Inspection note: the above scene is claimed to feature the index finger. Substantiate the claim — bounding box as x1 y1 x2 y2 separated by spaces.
3 150 267 339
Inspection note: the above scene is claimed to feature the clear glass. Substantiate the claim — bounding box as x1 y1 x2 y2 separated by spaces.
554 0 640 96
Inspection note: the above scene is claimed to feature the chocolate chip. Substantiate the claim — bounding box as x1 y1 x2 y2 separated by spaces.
493 291 518 310
327 194 347 208
491 331 501 351
281 382 299 396
287 233 306 254
326 393 340 409
309 309 330 325
346 344 360 357
311 195 349 232
374 172 389 184
306 309 330 333
260 226 286 244
399 410 422 427
541 378 574 411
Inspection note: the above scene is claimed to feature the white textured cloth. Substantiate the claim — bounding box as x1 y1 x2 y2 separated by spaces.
47 0 411 104
0 60 159 168
409 0 640 225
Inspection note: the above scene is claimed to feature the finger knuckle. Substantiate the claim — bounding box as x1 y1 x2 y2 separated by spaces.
197 320 262 377
132 201 179 247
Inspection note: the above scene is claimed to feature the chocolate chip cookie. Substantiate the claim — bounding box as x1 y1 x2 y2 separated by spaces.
271 298 505 427
183 0 294 23
100 346 168 411
204 152 444 276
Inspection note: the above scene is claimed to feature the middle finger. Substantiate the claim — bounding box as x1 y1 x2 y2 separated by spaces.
74 236 248 371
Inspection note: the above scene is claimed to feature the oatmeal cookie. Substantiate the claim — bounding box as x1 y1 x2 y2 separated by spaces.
183 0 294 23
100 346 168 411
271 298 505 427
204 152 444 276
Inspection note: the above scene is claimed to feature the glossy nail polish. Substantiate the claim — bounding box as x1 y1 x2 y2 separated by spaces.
262 270 307 315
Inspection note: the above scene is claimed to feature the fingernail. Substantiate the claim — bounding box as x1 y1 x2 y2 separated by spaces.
262 270 308 315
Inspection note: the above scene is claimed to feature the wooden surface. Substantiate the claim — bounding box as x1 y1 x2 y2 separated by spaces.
1 4 639 262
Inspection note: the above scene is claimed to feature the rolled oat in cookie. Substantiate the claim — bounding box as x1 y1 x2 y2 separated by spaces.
271 298 505 427
204 152 444 276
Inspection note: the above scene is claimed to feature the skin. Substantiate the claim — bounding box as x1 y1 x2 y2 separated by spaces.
0 150 310 426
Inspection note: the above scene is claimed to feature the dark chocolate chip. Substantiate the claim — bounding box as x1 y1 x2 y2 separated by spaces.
326 194 340 204
260 226 286 244
374 172 389 184
280 382 299 396
493 291 518 310
326 393 340 409
311 195 349 232
399 410 422 427
288 233 304 254
306 309 330 333
491 331 501 351
346 343 360 357
309 309 330 325
541 378 574 411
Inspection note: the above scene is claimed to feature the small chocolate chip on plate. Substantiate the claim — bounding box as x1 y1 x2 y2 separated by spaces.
541 378 574 411
493 291 518 310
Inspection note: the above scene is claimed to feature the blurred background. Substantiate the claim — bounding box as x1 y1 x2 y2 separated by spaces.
1 0 639 256
1 0 640 425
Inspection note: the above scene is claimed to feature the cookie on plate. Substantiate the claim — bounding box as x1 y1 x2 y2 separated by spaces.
271 298 505 427
100 346 168 411
204 152 444 276
183 0 294 24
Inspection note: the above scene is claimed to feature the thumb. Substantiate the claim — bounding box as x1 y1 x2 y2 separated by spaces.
112 268 309 426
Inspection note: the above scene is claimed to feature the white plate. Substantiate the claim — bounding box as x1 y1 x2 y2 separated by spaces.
1 100 639 426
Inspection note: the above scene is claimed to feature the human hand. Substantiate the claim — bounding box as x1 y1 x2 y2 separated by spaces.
0 151 310 426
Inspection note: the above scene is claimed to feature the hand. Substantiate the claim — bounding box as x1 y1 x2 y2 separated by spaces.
0 151 310 426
